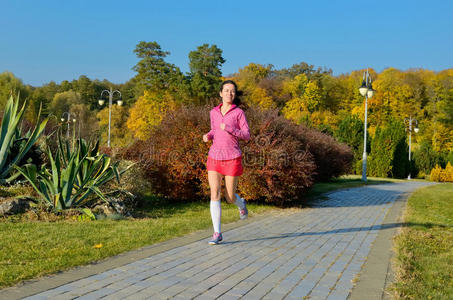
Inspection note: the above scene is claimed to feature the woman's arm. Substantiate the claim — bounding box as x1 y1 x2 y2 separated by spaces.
206 111 215 140
224 111 250 141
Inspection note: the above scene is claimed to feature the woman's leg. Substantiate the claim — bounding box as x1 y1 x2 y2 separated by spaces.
208 171 223 233
225 175 248 219
224 175 239 204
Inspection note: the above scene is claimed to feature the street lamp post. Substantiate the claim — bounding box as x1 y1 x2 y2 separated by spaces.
98 87 122 148
71 114 80 139
61 112 72 139
358 69 375 182
405 115 419 180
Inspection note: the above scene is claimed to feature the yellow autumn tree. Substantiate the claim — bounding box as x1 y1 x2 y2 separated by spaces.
282 74 324 123
432 123 453 152
232 63 276 110
282 74 308 98
97 105 133 147
247 87 276 110
303 81 322 113
127 90 176 141
309 110 338 132
235 63 272 91
281 74 308 122
281 96 307 123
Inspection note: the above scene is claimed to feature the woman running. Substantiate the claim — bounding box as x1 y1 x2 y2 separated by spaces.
203 80 251 245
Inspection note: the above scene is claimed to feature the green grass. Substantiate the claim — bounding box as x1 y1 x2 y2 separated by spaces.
0 199 276 288
392 183 453 299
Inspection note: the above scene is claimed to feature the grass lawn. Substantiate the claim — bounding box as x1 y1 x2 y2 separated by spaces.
0 175 415 289
392 183 453 299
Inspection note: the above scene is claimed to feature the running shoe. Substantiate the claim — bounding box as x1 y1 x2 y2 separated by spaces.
235 194 248 220
209 232 223 245
239 202 248 220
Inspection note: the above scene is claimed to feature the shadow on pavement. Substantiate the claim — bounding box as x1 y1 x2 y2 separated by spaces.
220 221 451 245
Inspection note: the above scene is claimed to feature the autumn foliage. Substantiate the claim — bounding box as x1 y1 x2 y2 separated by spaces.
430 163 453 182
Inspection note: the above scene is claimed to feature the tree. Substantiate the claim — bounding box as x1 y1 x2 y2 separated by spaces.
432 123 453 153
235 63 273 91
335 114 366 162
318 74 343 113
0 72 29 109
97 104 132 147
247 87 275 110
26 88 51 122
281 74 324 122
71 75 106 109
413 139 445 175
303 81 322 113
127 90 176 141
281 74 309 123
368 119 408 178
69 103 99 140
278 62 332 81
50 90 83 120
132 41 183 96
188 44 225 104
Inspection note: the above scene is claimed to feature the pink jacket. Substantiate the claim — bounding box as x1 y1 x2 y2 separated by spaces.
206 103 250 160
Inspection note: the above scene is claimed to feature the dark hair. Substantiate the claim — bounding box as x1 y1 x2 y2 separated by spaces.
220 80 242 106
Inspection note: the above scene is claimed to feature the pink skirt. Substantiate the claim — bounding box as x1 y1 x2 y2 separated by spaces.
207 156 243 176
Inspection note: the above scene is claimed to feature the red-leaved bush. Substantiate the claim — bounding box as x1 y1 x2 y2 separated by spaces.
295 127 353 181
121 105 212 200
240 108 316 204
122 105 353 205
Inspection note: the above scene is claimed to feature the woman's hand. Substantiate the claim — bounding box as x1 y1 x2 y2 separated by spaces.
220 123 226 130
203 134 209 142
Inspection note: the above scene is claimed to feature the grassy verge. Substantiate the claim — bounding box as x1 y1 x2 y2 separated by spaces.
392 183 453 299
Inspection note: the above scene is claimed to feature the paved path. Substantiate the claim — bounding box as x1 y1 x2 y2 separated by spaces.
15 181 432 299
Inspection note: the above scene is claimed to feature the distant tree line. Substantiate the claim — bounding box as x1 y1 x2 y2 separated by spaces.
1 40 452 178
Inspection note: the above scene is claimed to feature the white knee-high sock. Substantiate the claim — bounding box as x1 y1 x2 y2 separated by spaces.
210 200 221 233
235 194 245 209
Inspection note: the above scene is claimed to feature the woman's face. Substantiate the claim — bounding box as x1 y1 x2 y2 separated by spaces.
220 83 236 104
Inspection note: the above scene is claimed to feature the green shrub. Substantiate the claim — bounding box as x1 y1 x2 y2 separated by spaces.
413 140 445 175
447 151 453 165
334 114 366 160
368 119 409 178
334 114 369 175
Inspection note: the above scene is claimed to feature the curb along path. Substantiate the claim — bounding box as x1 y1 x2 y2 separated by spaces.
10 181 432 299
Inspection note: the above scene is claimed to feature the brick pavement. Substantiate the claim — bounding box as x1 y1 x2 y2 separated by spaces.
17 181 431 299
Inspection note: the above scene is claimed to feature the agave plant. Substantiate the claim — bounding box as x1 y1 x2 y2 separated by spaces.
15 130 129 210
0 95 48 184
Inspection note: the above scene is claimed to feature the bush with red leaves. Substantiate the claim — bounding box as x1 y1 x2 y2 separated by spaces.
121 105 212 200
295 127 353 181
240 108 316 204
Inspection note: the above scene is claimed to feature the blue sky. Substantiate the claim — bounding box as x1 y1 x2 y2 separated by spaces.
1 0 452 86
